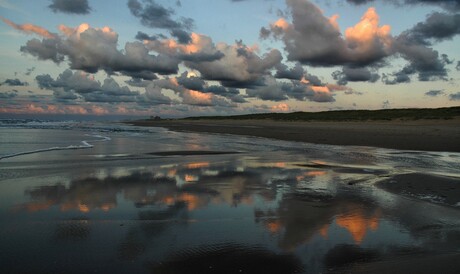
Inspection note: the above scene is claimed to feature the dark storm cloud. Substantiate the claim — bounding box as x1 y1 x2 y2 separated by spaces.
394 34 450 81
170 29 192 44
402 12 460 45
345 0 460 11
303 73 324 86
121 70 158 80
246 79 288 101
382 66 414 85
125 78 153 87
135 31 166 41
179 51 225 62
53 89 78 100
383 12 460 82
128 0 193 30
204 86 247 103
274 63 304 80
449 92 460 100
1 78 29 86
49 0 91 14
425 90 444 97
246 76 335 103
332 67 380 85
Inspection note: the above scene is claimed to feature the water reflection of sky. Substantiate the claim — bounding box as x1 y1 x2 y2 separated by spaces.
2 154 459 273
1 124 460 273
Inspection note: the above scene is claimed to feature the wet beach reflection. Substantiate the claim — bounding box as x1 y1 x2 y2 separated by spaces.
2 153 459 273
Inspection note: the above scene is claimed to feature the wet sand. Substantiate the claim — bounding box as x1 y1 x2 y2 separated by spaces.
378 173 460 207
130 119 460 152
2 122 460 273
347 253 460 274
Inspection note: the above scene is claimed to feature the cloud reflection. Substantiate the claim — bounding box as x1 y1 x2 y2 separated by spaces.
12 157 390 258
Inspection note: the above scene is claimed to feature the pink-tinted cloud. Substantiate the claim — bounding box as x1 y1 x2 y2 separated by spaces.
261 0 393 67
271 103 290 112
1 17 56 39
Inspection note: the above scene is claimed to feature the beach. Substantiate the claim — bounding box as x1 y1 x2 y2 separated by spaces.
130 118 460 152
1 119 459 273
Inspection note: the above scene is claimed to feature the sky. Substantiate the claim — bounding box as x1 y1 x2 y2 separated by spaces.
0 0 459 118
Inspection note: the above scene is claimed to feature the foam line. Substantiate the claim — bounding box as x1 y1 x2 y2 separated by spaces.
0 134 110 160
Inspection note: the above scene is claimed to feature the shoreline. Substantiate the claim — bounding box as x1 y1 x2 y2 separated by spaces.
129 119 460 152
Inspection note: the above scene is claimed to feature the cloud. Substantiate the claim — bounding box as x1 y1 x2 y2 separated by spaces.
261 1 392 67
261 0 456 83
457 61 460 70
18 22 180 78
0 91 18 99
404 12 460 45
36 69 140 103
140 77 235 107
275 63 304 80
393 34 450 81
271 103 290 112
203 85 247 103
128 0 193 43
138 82 173 105
345 0 460 11
381 66 414 85
25 67 36 76
246 76 336 103
176 72 205 91
135 31 166 41
425 90 444 97
449 92 460 101
332 67 380 85
20 38 65 63
1 78 29 86
48 0 91 14
184 39 282 88
82 78 140 103
1 17 56 39
145 32 225 62
381 11 459 83
170 28 192 44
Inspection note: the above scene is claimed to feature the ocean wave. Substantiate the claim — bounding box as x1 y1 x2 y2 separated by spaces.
0 134 109 160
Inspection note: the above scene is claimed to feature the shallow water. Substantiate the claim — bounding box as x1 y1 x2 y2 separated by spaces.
1 120 459 273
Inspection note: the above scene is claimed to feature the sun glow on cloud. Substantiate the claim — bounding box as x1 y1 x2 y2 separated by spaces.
58 23 117 40
345 8 392 54
1 17 56 38
1 0 458 116
271 103 290 112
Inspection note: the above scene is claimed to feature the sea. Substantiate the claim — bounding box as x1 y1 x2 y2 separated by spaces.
1 118 459 273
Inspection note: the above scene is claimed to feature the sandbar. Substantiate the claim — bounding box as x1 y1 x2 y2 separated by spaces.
130 119 460 152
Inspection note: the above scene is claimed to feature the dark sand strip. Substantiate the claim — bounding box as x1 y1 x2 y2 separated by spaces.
130 119 460 152
377 173 460 207
346 253 460 274
148 151 239 156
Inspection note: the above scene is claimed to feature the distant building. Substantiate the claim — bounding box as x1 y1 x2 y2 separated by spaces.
150 116 162 121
